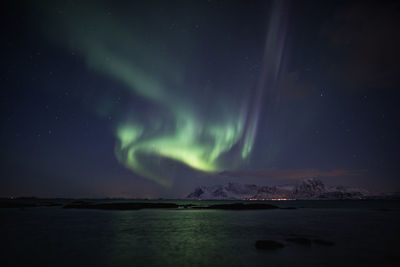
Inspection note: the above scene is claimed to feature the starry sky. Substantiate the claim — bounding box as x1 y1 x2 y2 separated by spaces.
1 0 399 198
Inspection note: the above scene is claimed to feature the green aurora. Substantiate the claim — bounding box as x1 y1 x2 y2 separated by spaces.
43 1 263 186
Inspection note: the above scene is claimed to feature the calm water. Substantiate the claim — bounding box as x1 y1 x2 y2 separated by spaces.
1 200 400 267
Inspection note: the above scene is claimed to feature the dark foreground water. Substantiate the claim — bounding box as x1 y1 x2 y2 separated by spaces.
1 200 400 267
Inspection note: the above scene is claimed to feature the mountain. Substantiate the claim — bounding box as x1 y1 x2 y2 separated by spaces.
186 183 259 200
186 178 369 200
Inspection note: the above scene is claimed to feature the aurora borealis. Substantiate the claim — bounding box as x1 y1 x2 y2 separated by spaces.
1 0 400 197
37 0 288 186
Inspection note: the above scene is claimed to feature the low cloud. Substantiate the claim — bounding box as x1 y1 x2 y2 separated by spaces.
220 168 367 180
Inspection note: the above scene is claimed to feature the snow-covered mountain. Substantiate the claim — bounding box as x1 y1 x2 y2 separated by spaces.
186 178 369 200
187 183 259 200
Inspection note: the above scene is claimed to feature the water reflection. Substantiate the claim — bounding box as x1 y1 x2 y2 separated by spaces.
109 210 227 266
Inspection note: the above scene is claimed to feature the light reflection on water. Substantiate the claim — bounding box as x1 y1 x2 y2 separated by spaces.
1 201 400 266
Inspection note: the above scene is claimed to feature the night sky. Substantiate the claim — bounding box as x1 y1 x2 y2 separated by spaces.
1 0 399 198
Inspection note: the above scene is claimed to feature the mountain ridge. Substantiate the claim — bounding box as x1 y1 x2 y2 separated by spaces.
186 178 370 200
